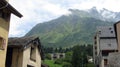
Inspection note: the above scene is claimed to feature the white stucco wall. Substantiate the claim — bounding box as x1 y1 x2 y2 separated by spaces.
22 46 41 67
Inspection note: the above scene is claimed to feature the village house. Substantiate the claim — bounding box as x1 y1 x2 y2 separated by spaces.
0 0 22 67
6 37 44 67
51 53 65 60
93 26 118 67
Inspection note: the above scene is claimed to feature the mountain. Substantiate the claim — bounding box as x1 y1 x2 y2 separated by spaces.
25 7 117 47
69 7 120 22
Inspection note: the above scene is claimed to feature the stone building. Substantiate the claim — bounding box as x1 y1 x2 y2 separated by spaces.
93 26 118 67
6 37 44 67
51 53 65 60
0 0 22 67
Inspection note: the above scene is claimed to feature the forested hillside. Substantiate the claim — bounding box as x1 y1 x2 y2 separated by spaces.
26 8 114 47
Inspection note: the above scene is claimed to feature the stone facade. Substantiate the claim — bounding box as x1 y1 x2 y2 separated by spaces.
93 26 118 67
108 52 120 67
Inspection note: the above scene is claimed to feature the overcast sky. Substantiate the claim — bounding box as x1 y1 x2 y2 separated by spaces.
9 0 120 37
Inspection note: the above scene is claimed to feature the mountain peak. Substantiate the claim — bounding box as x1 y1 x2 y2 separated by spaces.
69 7 120 22
91 7 97 10
26 9 113 47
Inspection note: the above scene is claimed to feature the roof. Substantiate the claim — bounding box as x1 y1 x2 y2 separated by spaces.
96 26 116 38
8 37 37 47
8 37 44 60
0 0 23 18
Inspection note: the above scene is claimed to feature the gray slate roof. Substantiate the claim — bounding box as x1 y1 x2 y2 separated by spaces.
97 26 116 37
8 36 44 60
8 37 37 47
0 0 22 18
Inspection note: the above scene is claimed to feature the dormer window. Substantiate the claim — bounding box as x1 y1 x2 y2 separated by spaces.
111 31 113 33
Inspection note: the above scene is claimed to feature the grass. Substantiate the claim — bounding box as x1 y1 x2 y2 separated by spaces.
87 63 95 67
43 59 95 67
43 60 62 67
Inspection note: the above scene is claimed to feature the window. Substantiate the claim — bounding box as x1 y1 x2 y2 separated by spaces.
99 31 101 34
95 46 97 49
108 44 111 47
95 51 97 55
94 36 96 39
104 59 108 65
30 45 36 62
27 65 34 67
109 27 112 30
94 41 97 44
0 11 2 17
111 31 113 33
60 54 63 58
0 9 10 21
0 37 6 50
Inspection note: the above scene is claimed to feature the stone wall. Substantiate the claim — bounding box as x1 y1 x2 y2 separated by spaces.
108 52 120 67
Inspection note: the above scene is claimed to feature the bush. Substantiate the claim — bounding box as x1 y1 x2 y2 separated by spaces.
54 59 63 64
62 62 72 67
45 53 51 60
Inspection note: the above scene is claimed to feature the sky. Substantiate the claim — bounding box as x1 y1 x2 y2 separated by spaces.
9 0 120 37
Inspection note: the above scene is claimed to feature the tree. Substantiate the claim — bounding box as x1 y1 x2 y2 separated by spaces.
71 45 82 67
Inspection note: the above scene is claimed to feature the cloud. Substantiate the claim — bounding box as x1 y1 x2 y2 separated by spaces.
9 0 120 37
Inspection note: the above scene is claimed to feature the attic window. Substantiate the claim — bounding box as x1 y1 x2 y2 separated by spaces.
0 37 5 50
33 41 38 45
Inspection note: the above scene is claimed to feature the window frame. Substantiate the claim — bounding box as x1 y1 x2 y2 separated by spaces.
30 45 36 62
0 37 6 50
